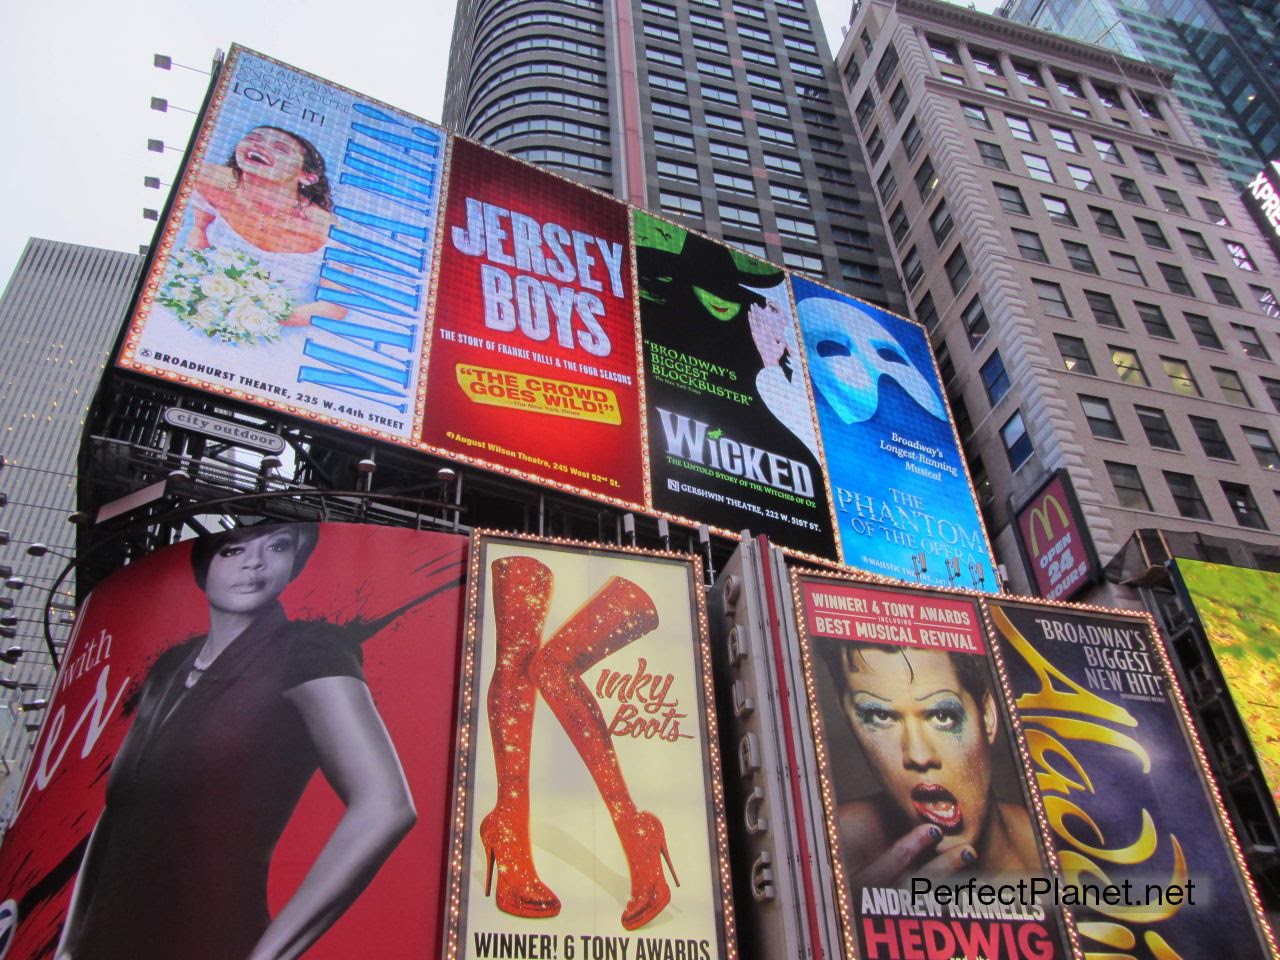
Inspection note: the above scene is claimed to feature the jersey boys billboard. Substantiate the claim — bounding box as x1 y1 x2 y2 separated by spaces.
120 45 996 570
793 278 992 588
119 47 444 444
0 524 468 959
422 139 644 504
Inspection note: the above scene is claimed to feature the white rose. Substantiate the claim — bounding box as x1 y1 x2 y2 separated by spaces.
194 299 223 329
242 274 270 296
200 273 238 301
168 284 193 303
209 248 239 268
227 302 273 337
260 291 290 315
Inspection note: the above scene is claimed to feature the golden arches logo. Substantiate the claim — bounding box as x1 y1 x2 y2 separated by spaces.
1026 493 1070 555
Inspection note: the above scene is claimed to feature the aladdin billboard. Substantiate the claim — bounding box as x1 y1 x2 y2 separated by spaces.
0 523 468 959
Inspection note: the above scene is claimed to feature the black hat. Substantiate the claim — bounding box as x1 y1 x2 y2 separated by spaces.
638 229 783 306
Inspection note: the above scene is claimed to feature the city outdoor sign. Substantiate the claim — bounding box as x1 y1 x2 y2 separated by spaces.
1243 160 1280 258
162 407 286 453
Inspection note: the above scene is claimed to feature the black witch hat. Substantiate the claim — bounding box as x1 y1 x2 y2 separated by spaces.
638 229 784 307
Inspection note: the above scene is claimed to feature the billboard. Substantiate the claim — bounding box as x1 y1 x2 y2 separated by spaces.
1242 160 1280 259
444 535 733 959
794 574 1063 960
636 213 837 558
791 278 994 588
1173 558 1280 806
0 523 467 959
119 46 446 444
1012 470 1098 602
987 600 1274 959
420 139 645 504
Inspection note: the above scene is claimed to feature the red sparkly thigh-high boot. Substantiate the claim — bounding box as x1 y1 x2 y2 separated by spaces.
529 577 679 931
479 556 561 918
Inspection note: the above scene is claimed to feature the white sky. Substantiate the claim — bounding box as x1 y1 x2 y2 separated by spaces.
0 0 990 290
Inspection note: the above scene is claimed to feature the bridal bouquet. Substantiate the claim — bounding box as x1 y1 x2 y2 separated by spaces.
158 247 293 346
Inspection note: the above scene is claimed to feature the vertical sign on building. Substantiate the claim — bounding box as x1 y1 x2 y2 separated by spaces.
792 277 994 588
0 524 468 959
1012 470 1099 601
1242 160 1280 260
445 534 734 960
793 574 1064 960
636 212 837 558
422 139 645 505
119 45 445 444
986 600 1276 959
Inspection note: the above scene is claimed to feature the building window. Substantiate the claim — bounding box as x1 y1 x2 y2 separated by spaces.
1262 377 1280 413
1064 240 1099 274
704 85 740 106
888 204 908 247
1176 158 1206 185
1042 194 1076 227
902 118 923 161
961 102 991 130
1134 148 1164 175
1093 137 1123 164
1085 290 1121 326
1023 153 1054 182
764 153 802 175
713 170 755 195
945 247 971 292
1224 241 1256 272
1054 71 1084 99
914 292 939 330
1244 427 1280 469
902 246 924 288
782 251 823 273
929 202 954 244
981 351 1011 404
727 237 768 258
888 83 909 119
749 71 783 93
1159 263 1194 297
1035 279 1072 318
1134 218 1170 249
1213 367 1252 406
1106 462 1151 510
655 128 696 152
1012 60 1041 87
1013 228 1049 263
776 216 817 241
1161 356 1200 396
1136 302 1174 339
1205 275 1240 307
1233 324 1270 361
651 73 689 95
769 182 808 206
720 203 761 229
758 125 795 147
1068 164 1101 194
1194 198 1229 229
930 39 960 65
1050 126 1080 153
658 158 699 183
1081 395 1123 439
1002 411 1034 469
1112 347 1149 385
979 141 1009 170
1111 252 1145 284
913 156 938 201
1136 406 1178 449
1006 115 1037 142
877 167 898 203
1190 416 1232 459
962 296 989 347
1090 206 1124 238
647 48 684 68
1056 334 1095 374
995 183 1029 215
1165 472 1211 519
874 43 900 90
660 191 703 217
709 140 749 163
970 49 1000 75
705 112 745 134
1222 481 1267 529
1155 186 1187 216
1251 286 1279 318
1185 313 1223 350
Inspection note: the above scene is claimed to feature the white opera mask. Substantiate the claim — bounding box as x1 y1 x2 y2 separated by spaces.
800 299 945 424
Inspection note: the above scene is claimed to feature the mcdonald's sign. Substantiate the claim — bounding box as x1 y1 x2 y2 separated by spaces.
1013 470 1098 600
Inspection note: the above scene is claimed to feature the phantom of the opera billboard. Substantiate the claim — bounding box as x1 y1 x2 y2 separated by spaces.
118 46 445 444
792 572 1065 959
1172 558 1280 807
0 524 467 959
444 534 734 960
118 44 999 573
987 599 1275 959
791 277 994 589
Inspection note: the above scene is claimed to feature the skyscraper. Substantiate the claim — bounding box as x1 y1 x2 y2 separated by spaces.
999 0 1279 187
835 0 1280 602
443 0 906 313
0 239 141 776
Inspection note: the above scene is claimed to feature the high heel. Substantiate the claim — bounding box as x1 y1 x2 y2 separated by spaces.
480 557 560 919
530 577 676 930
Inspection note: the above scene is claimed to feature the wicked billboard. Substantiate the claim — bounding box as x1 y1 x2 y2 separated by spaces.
0 523 467 959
